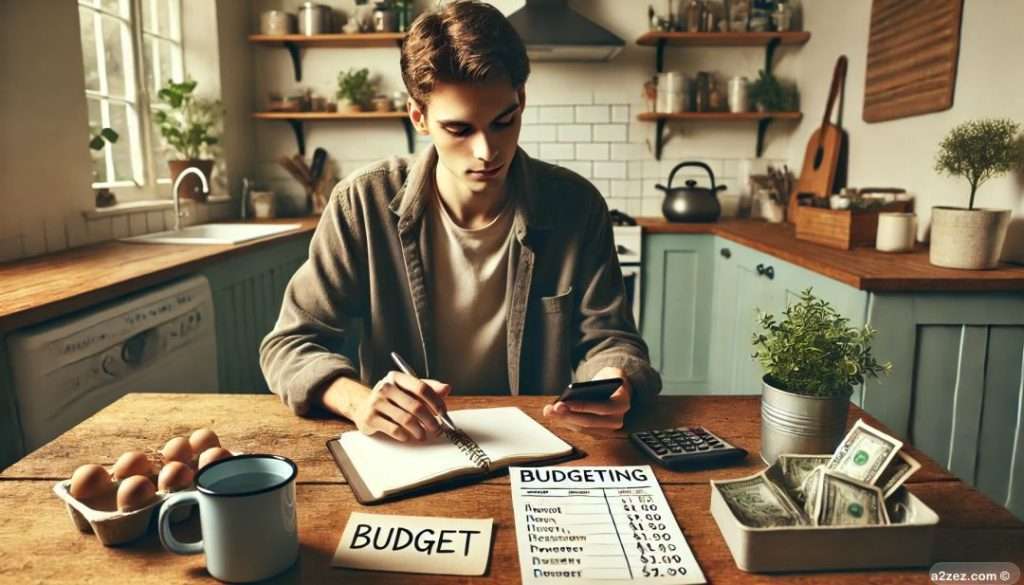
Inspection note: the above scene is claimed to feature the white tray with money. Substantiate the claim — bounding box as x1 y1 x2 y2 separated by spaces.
709 419 940 573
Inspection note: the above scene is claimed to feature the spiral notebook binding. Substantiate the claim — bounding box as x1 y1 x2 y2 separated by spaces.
442 427 492 472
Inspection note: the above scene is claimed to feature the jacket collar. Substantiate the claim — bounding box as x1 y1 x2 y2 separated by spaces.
389 145 553 239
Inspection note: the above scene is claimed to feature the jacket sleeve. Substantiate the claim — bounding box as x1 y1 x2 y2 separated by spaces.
258 183 368 415
571 194 662 403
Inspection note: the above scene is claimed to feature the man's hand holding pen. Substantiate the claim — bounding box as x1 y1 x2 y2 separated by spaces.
352 370 453 442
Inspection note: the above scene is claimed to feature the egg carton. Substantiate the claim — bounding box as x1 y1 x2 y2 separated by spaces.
53 480 194 547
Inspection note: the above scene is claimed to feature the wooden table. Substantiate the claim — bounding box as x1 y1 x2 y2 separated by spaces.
2 395 1022 584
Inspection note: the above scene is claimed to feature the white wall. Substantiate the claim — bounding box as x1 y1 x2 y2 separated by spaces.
789 0 1024 257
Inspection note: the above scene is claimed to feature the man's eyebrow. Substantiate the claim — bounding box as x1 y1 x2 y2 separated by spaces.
438 103 520 126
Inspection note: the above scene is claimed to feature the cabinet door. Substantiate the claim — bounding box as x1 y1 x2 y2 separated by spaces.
641 234 714 394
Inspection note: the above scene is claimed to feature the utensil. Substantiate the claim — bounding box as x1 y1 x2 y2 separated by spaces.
309 147 328 183
656 161 726 223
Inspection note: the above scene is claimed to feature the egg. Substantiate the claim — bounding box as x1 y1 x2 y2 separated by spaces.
161 437 193 465
116 475 157 512
69 464 114 503
188 428 220 454
111 451 153 480
198 446 232 469
157 461 195 492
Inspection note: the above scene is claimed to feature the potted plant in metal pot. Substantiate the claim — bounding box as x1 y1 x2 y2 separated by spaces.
336 68 375 113
931 118 1023 270
753 289 890 464
154 79 222 202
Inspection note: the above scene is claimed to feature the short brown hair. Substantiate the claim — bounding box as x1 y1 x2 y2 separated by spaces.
400 1 530 107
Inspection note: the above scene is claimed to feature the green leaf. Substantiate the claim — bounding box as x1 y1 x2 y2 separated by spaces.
89 135 105 150
100 127 119 143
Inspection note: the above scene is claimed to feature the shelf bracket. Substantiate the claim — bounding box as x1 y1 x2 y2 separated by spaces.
654 117 667 160
401 117 415 154
656 39 666 73
764 36 781 75
756 117 772 158
284 41 303 82
287 120 306 155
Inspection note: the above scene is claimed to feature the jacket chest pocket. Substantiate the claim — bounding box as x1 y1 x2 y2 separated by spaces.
535 287 574 389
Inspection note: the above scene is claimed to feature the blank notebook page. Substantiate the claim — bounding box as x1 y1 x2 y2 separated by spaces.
338 407 572 498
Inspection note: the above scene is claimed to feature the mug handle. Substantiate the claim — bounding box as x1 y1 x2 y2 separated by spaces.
158 491 203 555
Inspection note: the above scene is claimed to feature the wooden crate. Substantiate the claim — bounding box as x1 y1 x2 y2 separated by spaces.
794 202 912 250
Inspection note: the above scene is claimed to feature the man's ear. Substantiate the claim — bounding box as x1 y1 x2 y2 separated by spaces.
517 86 526 113
407 99 430 136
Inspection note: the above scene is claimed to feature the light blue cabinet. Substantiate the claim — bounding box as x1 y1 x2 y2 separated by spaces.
640 234 715 394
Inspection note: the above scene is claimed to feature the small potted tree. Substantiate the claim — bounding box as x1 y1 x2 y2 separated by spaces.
753 289 890 464
932 118 1022 270
747 69 796 112
336 68 375 113
154 79 222 202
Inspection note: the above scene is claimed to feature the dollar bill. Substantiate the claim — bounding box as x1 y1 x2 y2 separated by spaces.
815 470 890 526
774 454 831 506
827 418 904 484
800 466 825 522
876 450 921 498
715 472 809 527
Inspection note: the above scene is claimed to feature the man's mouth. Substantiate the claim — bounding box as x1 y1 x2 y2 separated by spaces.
468 164 503 178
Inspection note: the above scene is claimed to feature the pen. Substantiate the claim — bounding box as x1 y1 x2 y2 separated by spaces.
389 351 458 433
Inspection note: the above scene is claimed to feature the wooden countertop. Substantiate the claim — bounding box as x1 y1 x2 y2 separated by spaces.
2 395 1021 583
0 217 318 332
637 217 1024 292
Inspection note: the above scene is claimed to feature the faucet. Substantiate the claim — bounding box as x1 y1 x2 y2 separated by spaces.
171 167 210 232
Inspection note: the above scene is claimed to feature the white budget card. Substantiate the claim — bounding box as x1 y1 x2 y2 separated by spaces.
510 466 706 585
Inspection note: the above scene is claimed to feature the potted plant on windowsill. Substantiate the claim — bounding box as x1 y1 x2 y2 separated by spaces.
154 79 223 202
88 126 119 208
747 69 797 113
753 289 890 464
336 68 375 113
931 118 1023 270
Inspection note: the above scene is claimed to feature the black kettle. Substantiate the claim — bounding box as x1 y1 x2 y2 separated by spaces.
656 161 726 223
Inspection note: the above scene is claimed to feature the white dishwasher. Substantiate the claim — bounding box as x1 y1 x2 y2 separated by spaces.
7 275 219 453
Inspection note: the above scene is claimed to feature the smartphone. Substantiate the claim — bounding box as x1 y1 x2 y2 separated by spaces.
553 378 624 403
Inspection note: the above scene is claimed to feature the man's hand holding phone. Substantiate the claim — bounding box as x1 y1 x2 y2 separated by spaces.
543 366 632 430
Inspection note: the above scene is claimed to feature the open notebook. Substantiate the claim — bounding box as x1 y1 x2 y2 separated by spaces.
327 407 577 504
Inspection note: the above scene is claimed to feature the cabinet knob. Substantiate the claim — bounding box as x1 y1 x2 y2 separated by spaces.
755 263 766 275
720 248 731 259
764 266 775 280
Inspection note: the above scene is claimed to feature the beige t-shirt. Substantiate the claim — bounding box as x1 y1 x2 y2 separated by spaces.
427 188 515 394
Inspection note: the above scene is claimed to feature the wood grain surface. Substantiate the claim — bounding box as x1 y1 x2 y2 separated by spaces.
1 395 1020 583
636 218 1024 291
0 218 318 332
863 0 964 123
0 395 953 486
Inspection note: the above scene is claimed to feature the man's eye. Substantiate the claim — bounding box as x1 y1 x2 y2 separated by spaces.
446 126 472 137
493 117 515 128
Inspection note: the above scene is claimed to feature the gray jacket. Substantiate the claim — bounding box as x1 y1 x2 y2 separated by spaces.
259 146 661 415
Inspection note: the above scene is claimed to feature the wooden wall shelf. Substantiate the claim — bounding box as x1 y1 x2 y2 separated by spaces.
637 112 802 159
637 31 810 47
252 112 413 155
248 33 406 81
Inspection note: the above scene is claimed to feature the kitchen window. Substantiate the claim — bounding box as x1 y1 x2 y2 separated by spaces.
79 0 184 201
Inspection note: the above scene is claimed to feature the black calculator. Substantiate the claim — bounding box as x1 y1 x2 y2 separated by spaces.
630 426 747 469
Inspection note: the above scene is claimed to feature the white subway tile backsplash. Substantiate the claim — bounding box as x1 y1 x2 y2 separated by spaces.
129 213 147 236
628 160 645 180
629 180 644 198
575 105 609 124
643 160 662 179
520 125 556 143
540 143 575 160
605 197 626 211
641 198 663 216
557 125 592 143
611 180 631 198
625 199 642 216
519 142 540 158
593 124 627 143
593 161 627 179
521 107 538 124
611 105 630 123
559 160 592 178
539 106 574 124
590 179 610 196
576 143 609 161
610 142 648 160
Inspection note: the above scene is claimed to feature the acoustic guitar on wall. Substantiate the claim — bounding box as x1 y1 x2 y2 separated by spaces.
789 55 849 224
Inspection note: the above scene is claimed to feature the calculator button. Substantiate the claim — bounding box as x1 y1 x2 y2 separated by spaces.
698 445 710 451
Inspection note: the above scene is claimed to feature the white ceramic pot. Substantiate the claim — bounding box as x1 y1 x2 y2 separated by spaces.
929 206 1011 270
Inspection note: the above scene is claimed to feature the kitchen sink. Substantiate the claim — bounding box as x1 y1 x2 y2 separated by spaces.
120 223 303 245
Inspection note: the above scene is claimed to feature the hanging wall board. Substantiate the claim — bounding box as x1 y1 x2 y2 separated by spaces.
862 0 964 123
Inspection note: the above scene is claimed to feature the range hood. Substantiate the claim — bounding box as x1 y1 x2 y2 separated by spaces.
507 0 624 62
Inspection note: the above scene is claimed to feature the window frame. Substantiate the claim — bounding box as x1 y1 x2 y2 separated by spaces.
80 0 185 201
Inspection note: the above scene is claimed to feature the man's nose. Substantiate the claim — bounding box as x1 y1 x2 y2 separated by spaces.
472 132 497 164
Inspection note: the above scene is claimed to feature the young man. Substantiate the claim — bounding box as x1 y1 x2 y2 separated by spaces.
259 1 660 442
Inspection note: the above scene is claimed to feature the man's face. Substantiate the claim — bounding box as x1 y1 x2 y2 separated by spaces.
409 77 525 194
